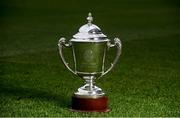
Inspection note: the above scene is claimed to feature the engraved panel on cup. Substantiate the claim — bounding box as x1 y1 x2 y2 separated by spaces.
72 42 106 73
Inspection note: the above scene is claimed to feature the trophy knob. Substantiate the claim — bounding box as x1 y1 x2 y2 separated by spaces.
87 12 93 26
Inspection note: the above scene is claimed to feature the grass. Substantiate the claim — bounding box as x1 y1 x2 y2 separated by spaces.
0 0 180 117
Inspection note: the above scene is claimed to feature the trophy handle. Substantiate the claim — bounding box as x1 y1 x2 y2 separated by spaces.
58 37 76 75
101 38 122 77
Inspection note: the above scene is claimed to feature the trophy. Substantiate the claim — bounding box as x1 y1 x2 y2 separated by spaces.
58 13 122 112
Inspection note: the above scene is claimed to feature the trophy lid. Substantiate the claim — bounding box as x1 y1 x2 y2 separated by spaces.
72 13 108 41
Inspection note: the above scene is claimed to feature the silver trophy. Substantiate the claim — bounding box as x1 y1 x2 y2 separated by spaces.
58 13 122 112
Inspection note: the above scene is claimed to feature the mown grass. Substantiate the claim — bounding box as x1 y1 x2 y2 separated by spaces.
0 0 180 117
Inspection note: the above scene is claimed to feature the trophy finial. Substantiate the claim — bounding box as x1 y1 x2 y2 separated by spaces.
87 12 93 26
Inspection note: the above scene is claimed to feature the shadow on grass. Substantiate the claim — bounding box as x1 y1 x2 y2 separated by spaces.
0 82 70 109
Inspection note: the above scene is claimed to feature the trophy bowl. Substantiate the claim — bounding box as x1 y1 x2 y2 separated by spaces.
58 13 122 112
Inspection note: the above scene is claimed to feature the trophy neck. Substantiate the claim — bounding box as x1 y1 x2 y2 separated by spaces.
74 75 105 98
84 76 94 92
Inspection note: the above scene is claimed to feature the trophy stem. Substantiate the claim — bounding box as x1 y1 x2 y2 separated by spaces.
74 75 105 98
84 76 95 92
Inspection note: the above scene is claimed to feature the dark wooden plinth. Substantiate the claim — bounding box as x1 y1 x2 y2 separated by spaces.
71 96 109 112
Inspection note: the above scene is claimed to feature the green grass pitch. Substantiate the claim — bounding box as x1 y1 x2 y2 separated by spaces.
0 0 180 117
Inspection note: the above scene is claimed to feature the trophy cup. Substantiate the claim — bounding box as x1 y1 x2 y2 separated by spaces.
58 13 122 112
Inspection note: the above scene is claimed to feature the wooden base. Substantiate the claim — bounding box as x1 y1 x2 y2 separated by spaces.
71 96 109 112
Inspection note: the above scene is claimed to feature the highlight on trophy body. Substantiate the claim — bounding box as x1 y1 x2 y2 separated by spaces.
58 13 122 112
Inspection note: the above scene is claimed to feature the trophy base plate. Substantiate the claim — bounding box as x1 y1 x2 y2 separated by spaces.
71 96 109 112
